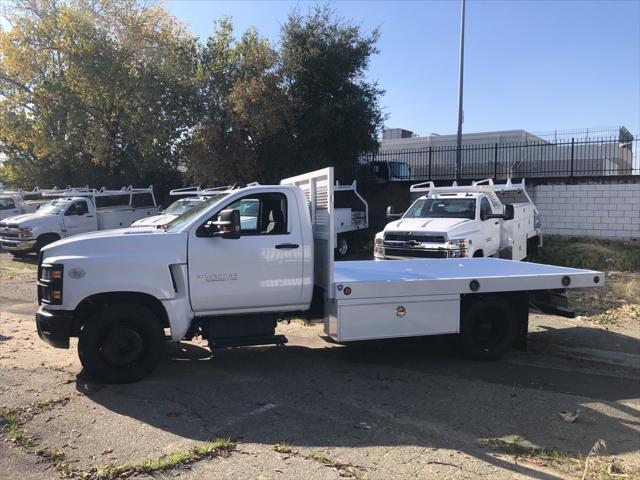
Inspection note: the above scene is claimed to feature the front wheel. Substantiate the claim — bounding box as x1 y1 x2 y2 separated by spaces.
78 302 165 383
460 296 518 360
34 233 60 252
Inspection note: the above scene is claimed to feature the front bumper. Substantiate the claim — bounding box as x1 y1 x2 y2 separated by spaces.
36 306 74 348
0 238 36 251
376 245 466 259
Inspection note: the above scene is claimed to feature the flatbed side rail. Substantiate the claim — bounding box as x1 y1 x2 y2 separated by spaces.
281 167 335 299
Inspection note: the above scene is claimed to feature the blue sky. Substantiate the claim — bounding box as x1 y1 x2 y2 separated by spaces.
167 0 640 137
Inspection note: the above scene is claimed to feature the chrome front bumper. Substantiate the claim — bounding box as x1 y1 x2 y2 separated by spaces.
0 238 36 251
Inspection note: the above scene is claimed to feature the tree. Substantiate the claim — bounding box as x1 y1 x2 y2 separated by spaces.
280 6 384 181
0 0 198 191
187 19 291 186
187 7 384 186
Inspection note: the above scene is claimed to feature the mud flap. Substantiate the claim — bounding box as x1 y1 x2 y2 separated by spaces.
530 289 576 318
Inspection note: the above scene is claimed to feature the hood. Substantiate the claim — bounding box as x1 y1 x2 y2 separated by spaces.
131 214 177 227
0 212 53 226
42 227 187 264
384 217 474 234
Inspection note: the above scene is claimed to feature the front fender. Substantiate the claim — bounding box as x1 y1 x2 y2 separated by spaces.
43 254 178 311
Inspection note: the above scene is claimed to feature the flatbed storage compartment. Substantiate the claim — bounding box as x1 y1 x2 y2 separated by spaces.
326 258 602 342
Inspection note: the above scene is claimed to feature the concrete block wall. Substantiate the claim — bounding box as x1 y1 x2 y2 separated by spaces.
530 177 640 240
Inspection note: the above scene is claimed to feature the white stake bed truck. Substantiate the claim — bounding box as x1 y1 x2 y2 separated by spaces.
375 179 542 261
35 168 603 383
0 186 159 255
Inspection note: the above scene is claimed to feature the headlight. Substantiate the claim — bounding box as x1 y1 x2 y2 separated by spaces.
449 239 469 258
20 227 33 238
374 232 385 258
38 263 64 305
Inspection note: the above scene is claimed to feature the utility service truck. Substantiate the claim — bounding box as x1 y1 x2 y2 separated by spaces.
375 179 542 261
35 168 602 383
0 186 159 255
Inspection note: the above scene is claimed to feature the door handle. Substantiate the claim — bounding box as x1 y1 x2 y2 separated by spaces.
275 243 299 249
86 215 94 218
494 221 499 225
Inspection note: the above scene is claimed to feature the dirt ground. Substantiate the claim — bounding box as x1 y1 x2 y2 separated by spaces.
1 252 639 480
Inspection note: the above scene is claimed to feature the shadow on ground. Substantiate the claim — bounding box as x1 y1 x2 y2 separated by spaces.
75 327 640 478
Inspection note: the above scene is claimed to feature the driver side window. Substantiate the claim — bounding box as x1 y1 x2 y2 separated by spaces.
65 201 89 216
480 198 492 220
197 193 288 237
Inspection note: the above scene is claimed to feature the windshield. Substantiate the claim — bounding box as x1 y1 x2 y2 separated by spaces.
36 199 69 215
404 198 476 220
164 198 204 215
164 193 230 231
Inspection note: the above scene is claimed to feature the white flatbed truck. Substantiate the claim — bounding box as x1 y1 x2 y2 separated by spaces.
35 168 603 383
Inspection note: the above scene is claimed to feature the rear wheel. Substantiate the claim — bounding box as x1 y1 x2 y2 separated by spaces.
78 302 165 383
460 295 518 360
335 234 349 259
525 237 539 261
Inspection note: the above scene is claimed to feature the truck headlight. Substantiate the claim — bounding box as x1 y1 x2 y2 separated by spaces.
449 239 468 258
20 227 33 238
374 233 385 259
38 264 64 305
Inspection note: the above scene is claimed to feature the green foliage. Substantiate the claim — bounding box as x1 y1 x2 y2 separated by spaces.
1 2 384 190
539 236 640 271
280 5 384 182
0 0 198 189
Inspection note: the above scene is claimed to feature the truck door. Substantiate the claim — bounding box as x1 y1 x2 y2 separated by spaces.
479 197 500 256
62 200 95 236
188 190 304 313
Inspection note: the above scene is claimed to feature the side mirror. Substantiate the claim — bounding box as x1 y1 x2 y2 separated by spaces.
386 206 402 220
212 209 241 239
503 204 514 221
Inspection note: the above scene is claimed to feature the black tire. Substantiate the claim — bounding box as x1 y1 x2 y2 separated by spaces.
460 295 518 360
34 233 60 252
525 237 539 262
10 251 28 259
78 302 165 383
472 250 484 258
335 234 349 259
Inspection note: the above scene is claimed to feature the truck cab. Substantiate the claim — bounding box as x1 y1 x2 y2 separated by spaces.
374 179 542 261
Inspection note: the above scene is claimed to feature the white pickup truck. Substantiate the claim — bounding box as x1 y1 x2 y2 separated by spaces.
375 179 542 261
0 186 159 255
35 168 602 383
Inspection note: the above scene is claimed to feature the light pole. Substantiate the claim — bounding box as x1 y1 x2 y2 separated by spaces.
455 0 466 181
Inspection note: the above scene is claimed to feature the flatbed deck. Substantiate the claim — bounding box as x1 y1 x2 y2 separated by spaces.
332 258 602 299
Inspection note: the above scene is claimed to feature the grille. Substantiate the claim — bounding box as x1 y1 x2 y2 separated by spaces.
0 230 20 238
385 232 446 243
384 247 450 258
